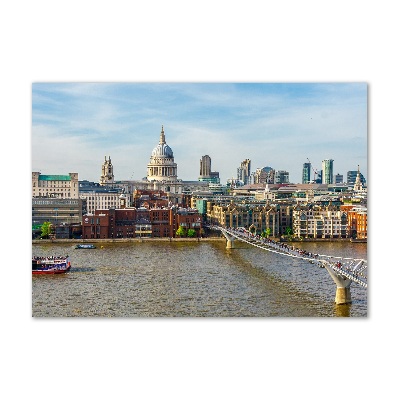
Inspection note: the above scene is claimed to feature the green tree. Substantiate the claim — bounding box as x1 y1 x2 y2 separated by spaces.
40 221 53 239
187 228 196 237
285 227 293 236
175 226 187 237
261 228 270 238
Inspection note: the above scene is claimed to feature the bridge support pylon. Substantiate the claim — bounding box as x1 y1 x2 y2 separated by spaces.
335 287 351 305
226 238 235 249
324 264 352 305
220 230 235 249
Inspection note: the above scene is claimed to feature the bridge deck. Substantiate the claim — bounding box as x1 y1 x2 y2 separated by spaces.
208 225 367 289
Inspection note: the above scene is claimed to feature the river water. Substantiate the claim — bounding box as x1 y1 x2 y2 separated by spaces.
32 240 367 317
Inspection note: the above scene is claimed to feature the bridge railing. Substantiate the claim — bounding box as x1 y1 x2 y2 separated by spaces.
205 224 367 288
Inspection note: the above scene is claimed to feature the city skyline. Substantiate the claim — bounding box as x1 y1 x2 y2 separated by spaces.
32 83 367 184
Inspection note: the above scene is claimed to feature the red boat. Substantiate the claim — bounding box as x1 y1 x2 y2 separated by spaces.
32 256 71 275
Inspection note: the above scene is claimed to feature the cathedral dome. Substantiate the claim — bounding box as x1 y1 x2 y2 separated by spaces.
147 125 178 182
151 125 174 158
152 143 174 158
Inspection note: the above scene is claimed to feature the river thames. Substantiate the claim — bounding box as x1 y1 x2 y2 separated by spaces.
32 239 367 317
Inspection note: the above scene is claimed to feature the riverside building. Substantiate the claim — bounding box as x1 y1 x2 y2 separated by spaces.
32 197 83 227
341 204 367 239
206 201 280 236
81 206 202 239
32 172 79 198
79 181 129 214
32 172 83 237
292 203 348 239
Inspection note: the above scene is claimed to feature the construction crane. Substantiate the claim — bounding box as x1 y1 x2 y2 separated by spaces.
307 158 319 183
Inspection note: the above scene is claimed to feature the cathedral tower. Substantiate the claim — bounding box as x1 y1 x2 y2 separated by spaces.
100 156 114 185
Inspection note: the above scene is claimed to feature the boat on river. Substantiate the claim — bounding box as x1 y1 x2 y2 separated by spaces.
75 244 96 249
32 256 71 275
350 238 367 243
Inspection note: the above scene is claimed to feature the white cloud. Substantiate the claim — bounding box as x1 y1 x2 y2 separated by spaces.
32 83 367 184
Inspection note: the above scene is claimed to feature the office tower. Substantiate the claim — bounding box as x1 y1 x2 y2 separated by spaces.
316 170 322 184
347 169 366 185
302 162 311 184
334 173 343 184
274 170 290 184
237 159 251 185
254 166 273 184
200 155 211 177
266 169 275 184
322 159 334 184
199 155 220 183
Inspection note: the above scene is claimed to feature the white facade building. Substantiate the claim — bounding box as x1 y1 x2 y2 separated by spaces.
292 204 348 238
80 192 130 214
32 172 79 199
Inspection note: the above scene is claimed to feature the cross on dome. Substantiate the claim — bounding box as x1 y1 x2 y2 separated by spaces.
160 125 166 144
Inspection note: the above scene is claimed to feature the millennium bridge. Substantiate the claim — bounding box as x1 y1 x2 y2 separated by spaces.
205 224 367 305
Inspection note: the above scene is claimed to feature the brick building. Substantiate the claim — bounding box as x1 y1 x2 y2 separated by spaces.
132 190 169 209
81 207 202 239
341 205 367 239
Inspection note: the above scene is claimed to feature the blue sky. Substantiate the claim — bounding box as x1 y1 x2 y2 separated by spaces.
32 82 367 184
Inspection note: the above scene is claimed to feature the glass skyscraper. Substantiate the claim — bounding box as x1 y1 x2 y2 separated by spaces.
302 162 311 183
322 159 334 184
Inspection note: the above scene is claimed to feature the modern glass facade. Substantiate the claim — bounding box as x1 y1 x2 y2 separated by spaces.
347 170 366 185
302 162 311 183
322 159 334 184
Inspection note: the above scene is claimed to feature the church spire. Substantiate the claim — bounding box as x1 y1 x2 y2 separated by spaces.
354 165 362 191
160 125 166 145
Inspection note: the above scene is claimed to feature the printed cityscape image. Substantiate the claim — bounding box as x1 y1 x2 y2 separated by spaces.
32 83 367 317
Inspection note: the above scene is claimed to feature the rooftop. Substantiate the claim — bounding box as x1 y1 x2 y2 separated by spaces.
38 175 71 181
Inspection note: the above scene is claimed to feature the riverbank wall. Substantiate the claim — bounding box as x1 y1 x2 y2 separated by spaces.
32 236 357 244
32 237 226 244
